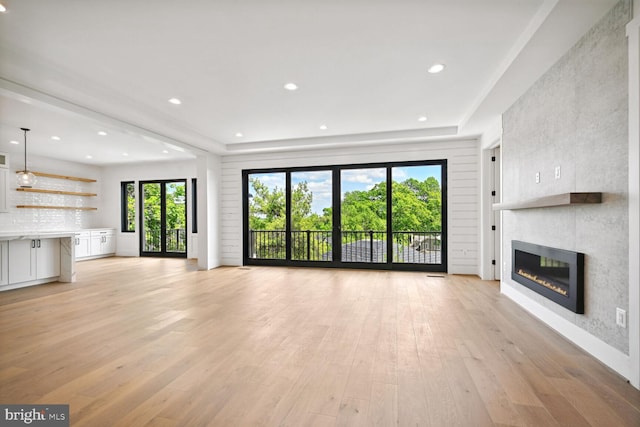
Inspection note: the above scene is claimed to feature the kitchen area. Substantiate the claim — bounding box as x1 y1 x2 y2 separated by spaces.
0 151 116 291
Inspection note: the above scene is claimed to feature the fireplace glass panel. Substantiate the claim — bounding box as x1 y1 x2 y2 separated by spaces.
514 250 570 297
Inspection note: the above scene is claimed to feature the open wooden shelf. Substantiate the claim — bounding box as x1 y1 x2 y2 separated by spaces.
17 205 97 211
17 171 97 183
16 188 97 197
493 192 602 211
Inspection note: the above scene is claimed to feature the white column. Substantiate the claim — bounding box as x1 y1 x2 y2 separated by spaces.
196 153 222 270
626 15 640 390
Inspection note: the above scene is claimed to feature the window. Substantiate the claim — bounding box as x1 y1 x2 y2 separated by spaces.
242 160 447 272
191 178 198 233
121 181 136 232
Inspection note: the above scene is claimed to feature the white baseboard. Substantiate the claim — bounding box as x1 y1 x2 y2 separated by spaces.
501 281 632 383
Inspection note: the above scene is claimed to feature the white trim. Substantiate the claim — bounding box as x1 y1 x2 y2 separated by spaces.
501 282 632 381
459 0 560 130
0 77 214 156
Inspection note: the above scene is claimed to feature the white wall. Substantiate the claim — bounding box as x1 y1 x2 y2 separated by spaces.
0 153 102 232
221 138 480 273
100 160 197 257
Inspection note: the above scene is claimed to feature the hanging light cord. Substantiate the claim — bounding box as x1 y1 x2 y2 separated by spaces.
20 127 29 173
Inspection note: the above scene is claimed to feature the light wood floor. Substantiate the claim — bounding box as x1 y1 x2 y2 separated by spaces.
1 258 639 426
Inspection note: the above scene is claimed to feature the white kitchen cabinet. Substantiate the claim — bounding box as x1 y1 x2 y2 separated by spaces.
8 238 60 284
90 229 116 258
75 229 116 260
0 241 7 286
37 238 61 279
74 231 91 259
8 239 36 283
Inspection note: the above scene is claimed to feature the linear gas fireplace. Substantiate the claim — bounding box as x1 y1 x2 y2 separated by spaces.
512 240 584 314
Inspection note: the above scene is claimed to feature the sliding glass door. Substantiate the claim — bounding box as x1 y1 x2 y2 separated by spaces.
246 172 286 260
391 165 443 265
340 167 387 263
290 170 333 261
243 160 446 271
140 180 187 258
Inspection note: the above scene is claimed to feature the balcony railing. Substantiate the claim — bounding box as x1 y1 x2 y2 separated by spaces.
144 228 186 253
248 230 441 264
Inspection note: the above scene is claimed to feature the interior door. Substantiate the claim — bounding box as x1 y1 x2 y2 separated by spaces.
140 180 187 258
493 146 501 280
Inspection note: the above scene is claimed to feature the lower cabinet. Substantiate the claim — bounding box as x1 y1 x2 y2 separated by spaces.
76 229 116 260
90 230 115 256
8 238 61 284
74 232 91 258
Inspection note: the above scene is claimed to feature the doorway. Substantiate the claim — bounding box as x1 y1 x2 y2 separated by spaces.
140 180 187 258
492 147 501 280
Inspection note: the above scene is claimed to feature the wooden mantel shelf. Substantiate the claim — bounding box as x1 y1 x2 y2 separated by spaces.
493 192 602 211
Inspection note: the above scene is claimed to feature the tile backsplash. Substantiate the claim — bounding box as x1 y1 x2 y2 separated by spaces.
0 156 101 232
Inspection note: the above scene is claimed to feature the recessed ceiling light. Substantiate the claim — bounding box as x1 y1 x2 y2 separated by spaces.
235 132 244 137
0 4 7 13
85 155 93 159
51 136 61 141
284 82 298 91
9 140 19 145
97 131 107 136
122 152 129 157
319 124 328 130
418 116 427 122
168 98 182 105
162 150 169 154
428 63 445 74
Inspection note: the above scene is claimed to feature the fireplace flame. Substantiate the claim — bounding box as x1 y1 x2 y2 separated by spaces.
516 269 568 297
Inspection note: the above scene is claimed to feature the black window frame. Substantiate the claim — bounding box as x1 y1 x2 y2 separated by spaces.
242 159 447 272
120 181 136 233
191 178 198 234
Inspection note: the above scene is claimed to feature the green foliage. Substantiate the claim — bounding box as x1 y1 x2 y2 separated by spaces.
247 174 441 260
249 177 286 230
391 176 441 232
340 182 387 232
166 183 186 230
125 183 136 231
248 176 441 232
143 183 162 231
142 182 186 232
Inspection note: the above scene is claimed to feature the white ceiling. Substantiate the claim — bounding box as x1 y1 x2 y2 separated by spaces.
0 0 619 165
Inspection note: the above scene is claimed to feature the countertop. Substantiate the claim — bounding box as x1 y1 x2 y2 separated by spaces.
0 231 78 240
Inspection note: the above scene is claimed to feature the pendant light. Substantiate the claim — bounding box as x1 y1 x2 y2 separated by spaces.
16 127 37 188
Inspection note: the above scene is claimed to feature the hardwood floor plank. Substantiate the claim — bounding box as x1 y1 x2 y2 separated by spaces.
336 397 369 427
1 258 639 426
366 382 397 426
